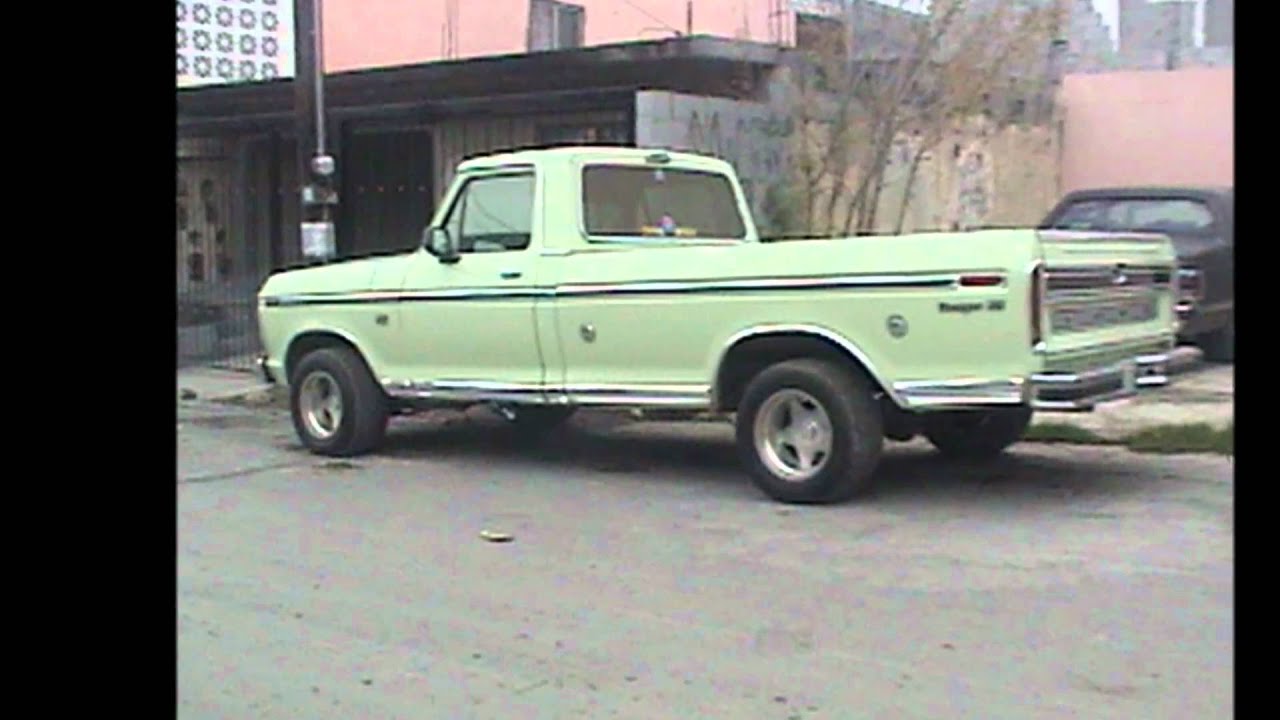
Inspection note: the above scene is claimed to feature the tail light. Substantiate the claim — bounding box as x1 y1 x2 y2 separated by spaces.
1030 263 1046 346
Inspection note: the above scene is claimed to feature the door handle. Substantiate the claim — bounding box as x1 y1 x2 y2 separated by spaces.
499 270 522 280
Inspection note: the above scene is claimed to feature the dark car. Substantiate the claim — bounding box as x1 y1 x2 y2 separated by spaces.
1039 186 1234 362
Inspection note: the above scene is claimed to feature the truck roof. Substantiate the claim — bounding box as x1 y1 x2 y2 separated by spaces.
456 145 725 173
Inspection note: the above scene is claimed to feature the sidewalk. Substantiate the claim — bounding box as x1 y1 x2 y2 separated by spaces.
1031 361 1233 441
178 366 277 404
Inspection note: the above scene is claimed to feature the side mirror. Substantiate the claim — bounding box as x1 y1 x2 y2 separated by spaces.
423 227 460 264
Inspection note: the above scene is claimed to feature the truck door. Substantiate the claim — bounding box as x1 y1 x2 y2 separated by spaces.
394 167 548 392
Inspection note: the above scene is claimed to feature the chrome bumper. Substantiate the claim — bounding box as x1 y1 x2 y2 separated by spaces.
1030 352 1168 412
256 354 276 385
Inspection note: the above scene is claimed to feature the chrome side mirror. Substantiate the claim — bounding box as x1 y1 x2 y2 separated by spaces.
423 227 459 264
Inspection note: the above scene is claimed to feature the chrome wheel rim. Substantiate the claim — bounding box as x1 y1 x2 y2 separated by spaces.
298 370 343 440
753 388 833 482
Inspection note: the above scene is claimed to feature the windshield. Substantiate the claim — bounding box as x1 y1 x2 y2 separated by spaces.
582 165 747 240
1050 197 1215 234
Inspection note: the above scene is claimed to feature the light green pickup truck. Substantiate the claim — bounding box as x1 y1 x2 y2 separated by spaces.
257 146 1180 504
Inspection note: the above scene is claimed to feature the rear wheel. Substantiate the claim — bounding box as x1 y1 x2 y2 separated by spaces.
1199 316 1234 363
735 359 884 504
922 406 1032 460
289 346 389 457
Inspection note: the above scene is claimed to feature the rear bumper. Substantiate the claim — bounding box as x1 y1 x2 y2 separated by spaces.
892 347 1172 413
1029 352 1168 411
256 354 276 385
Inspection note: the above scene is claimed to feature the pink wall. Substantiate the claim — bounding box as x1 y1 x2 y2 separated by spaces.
1059 68 1234 193
322 0 788 72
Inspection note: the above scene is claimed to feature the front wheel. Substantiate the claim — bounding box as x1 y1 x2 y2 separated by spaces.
289 346 389 457
735 359 884 504
922 406 1032 460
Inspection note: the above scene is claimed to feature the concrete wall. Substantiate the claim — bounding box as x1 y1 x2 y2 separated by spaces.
634 91 791 226
1059 67 1233 193
833 118 1060 235
322 0 791 72
634 90 1059 236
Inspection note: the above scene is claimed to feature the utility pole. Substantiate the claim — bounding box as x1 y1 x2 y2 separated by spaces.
294 0 337 263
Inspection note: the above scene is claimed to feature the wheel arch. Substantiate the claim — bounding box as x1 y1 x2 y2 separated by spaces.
284 329 382 388
713 325 901 412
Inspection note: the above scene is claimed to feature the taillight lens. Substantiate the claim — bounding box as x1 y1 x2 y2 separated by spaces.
1030 264 1045 346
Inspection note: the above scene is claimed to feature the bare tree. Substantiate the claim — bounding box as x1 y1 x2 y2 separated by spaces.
770 0 1062 238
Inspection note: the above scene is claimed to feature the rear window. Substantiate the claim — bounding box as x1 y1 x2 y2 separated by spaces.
1111 199 1214 233
1049 197 1214 234
582 165 747 240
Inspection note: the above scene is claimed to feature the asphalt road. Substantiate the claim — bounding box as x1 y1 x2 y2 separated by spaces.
178 403 1233 719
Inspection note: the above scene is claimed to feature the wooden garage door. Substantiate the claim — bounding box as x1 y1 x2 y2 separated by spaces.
340 126 434 258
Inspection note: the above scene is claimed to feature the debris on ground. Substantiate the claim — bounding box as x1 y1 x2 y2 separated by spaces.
480 530 514 543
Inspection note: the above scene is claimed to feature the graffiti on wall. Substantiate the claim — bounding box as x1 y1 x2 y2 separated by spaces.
634 92 791 225
953 141 994 230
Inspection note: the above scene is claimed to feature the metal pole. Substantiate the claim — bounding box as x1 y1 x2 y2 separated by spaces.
313 0 327 157
293 0 336 262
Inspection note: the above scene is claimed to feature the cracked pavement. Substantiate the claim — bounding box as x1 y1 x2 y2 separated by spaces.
178 401 1233 719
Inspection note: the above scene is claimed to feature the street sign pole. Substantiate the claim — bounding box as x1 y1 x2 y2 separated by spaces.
294 0 337 262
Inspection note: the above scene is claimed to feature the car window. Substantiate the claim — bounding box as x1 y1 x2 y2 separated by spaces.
582 165 747 240
1107 199 1214 234
1048 200 1110 231
443 172 536 253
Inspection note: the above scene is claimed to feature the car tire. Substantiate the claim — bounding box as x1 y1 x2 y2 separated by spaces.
922 406 1033 460
1199 316 1234 363
735 358 884 505
289 346 389 457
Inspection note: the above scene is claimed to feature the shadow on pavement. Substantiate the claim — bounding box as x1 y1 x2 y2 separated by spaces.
373 411 1161 508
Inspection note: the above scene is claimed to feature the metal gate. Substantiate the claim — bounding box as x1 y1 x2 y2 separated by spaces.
177 136 275 371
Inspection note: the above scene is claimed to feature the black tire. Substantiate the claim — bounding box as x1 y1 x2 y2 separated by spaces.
1199 316 1234 363
289 346 389 457
735 358 884 504
922 406 1032 460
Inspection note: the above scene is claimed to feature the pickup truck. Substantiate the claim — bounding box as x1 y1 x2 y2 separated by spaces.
1040 186 1233 361
256 146 1180 504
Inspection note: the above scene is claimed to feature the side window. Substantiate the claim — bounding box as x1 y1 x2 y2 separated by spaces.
1049 200 1109 230
442 172 536 253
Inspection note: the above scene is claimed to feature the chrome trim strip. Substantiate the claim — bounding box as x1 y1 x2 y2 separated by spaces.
383 380 712 408
892 378 1028 409
262 272 964 307
555 272 959 298
715 324 904 407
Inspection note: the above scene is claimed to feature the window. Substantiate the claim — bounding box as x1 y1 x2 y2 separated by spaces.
443 172 536 253
1109 199 1214 234
527 0 584 51
1048 197 1214 234
1048 200 1109 231
583 166 747 240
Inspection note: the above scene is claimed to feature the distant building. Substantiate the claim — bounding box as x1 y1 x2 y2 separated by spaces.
1203 0 1233 48
1119 0 1195 69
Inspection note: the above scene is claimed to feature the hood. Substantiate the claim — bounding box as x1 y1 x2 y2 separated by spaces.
258 254 407 299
